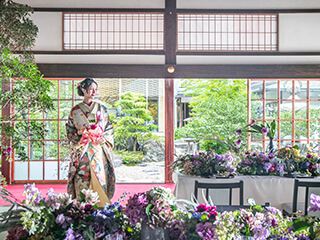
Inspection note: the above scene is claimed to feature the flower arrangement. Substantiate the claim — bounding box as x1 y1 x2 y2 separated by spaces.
6 184 133 240
275 145 320 177
4 185 320 239
124 186 175 229
172 151 238 178
238 150 285 176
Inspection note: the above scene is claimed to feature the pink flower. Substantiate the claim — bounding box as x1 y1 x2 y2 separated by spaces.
196 204 209 213
235 139 242 147
249 119 256 125
261 127 269 135
90 124 98 130
235 129 242 137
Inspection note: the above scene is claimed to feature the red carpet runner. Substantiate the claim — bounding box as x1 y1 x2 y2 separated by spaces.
0 183 175 205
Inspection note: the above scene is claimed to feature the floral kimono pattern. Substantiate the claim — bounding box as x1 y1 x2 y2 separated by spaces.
66 101 115 204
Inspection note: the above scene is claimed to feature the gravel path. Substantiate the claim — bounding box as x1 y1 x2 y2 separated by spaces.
115 161 165 183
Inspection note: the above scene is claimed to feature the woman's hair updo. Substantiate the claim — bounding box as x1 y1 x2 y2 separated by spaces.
76 78 98 96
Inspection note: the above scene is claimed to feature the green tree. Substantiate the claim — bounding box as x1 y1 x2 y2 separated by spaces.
0 0 38 52
0 1 54 161
0 49 54 160
114 92 157 151
175 79 247 151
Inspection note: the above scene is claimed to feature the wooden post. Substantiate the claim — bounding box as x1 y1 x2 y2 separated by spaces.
1 79 12 184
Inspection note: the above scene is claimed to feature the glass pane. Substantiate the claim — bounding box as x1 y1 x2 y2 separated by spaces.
48 80 58 99
309 141 320 153
250 141 263 151
280 121 292 140
265 101 277 119
251 101 263 119
59 161 69 180
45 101 58 119
15 101 29 120
14 141 28 160
280 101 292 119
279 140 293 148
295 121 307 140
14 161 28 180
30 143 43 160
295 81 307 99
59 80 74 99
60 121 67 139
45 161 58 180
310 101 320 120
44 121 58 139
59 101 73 119
45 141 58 159
280 81 293 100
30 161 43 180
30 111 43 120
59 141 70 160
310 81 320 99
251 81 263 99
294 141 308 154
294 101 307 119
265 81 278 99
310 121 320 140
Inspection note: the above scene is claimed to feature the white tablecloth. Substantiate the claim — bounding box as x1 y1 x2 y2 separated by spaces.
173 172 320 210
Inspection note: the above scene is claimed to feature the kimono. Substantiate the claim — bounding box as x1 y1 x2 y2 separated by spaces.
66 101 115 206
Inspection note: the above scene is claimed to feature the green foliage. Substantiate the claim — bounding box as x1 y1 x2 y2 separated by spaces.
0 48 54 160
113 150 144 165
175 79 247 150
201 140 229 154
0 0 38 51
113 92 157 151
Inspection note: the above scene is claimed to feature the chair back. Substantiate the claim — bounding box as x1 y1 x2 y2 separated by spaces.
194 180 244 205
293 179 320 215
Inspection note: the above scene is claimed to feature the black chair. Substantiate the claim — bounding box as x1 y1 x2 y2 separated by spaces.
215 202 270 212
194 180 244 206
283 179 320 216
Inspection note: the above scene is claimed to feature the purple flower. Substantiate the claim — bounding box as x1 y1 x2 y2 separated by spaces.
264 162 273 171
253 225 271 239
268 153 274 159
195 222 217 240
235 139 242 147
308 193 320 212
276 164 284 173
124 192 149 225
170 220 189 240
305 162 310 167
193 161 201 166
235 129 242 137
261 127 269 135
90 222 105 238
56 214 65 224
65 228 75 240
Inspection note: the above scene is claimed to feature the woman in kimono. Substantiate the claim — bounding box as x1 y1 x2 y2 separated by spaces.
66 78 115 207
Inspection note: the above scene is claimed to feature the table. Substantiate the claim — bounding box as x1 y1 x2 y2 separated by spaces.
173 172 320 210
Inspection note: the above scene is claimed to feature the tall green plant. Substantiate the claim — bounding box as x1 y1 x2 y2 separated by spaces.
175 79 247 151
0 48 54 160
114 92 157 151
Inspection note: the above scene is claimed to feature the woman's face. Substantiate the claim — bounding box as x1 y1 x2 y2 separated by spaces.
83 83 98 99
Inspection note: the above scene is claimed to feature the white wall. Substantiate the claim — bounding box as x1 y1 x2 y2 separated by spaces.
14 0 164 8
178 0 320 9
279 13 320 52
32 12 62 51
